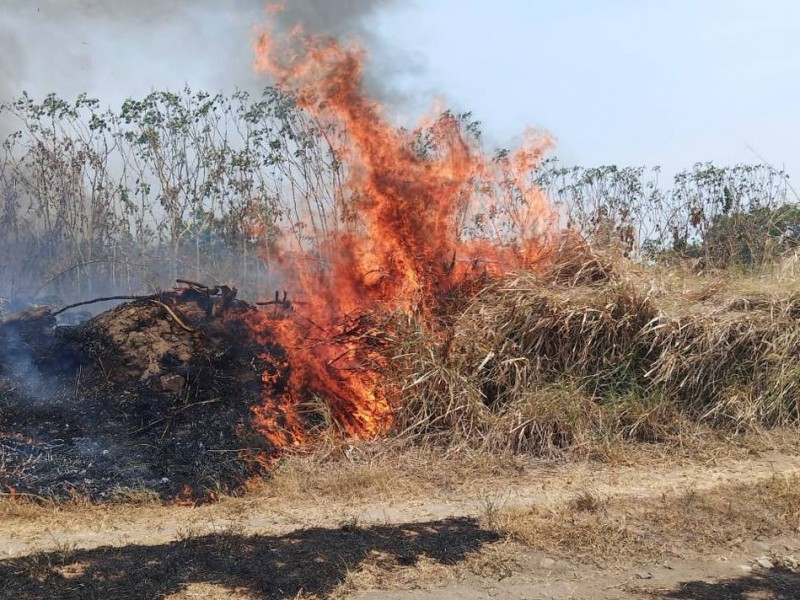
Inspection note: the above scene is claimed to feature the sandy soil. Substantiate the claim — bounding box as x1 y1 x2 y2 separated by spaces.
1 451 800 598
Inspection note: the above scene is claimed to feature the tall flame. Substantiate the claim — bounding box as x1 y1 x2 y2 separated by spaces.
248 14 556 452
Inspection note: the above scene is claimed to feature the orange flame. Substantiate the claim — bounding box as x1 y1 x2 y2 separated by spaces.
173 483 195 506
247 20 555 452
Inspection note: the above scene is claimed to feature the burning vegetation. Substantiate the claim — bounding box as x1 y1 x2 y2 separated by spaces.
244 17 555 452
0 284 283 500
2 9 800 503
0 15 555 501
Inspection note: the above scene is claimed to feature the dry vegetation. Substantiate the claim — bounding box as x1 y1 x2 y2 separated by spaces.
485 473 800 564
3 90 800 471
4 84 800 597
390 243 800 461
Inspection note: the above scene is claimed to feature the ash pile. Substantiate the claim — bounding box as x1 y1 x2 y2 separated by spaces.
0 282 289 502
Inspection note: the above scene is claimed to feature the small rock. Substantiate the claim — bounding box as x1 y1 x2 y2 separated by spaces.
159 374 186 393
539 558 556 569
635 571 653 580
752 541 772 552
776 555 799 571
756 557 774 570
739 564 753 573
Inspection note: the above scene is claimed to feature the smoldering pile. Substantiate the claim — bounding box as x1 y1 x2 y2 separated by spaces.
0 282 292 502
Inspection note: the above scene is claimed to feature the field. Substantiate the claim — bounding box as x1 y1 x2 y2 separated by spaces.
4 257 800 599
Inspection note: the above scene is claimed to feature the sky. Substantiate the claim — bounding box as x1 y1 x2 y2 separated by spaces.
1 0 798 180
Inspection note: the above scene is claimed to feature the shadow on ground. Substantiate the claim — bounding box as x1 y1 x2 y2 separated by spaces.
0 517 497 599
655 566 800 600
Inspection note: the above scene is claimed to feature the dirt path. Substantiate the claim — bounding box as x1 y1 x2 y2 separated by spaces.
0 454 800 558
2 452 800 599
3 451 800 557
354 538 800 600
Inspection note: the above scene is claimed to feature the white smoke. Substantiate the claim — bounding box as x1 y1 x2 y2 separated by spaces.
0 0 404 106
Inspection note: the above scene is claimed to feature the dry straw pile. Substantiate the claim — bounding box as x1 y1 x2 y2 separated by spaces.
391 243 800 454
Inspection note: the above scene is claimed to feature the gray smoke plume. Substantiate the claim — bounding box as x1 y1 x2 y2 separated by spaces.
0 0 414 172
266 0 412 104
0 1 264 103
0 0 410 302
0 22 24 104
0 0 404 105
270 0 395 38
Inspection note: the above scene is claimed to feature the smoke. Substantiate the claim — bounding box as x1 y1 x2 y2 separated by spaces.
0 0 410 303
0 21 25 139
0 322 49 404
6 1 188 21
0 23 24 104
0 0 408 138
0 0 266 134
0 0 404 102
269 0 396 39
264 0 410 103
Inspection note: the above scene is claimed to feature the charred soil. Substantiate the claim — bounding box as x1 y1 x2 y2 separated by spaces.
0 288 288 501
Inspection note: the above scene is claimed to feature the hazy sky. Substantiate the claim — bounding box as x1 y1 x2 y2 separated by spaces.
2 0 798 178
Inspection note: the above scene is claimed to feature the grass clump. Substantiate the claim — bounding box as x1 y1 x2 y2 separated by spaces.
390 245 800 455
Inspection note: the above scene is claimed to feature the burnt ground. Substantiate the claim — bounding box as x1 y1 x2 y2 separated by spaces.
0 290 290 501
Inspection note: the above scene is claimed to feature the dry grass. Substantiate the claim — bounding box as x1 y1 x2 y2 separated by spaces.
3 438 800 598
328 550 459 599
0 514 499 599
484 474 800 564
391 244 800 455
256 426 800 511
3 426 797 533
164 583 257 599
253 441 533 505
3 471 799 600
326 541 520 598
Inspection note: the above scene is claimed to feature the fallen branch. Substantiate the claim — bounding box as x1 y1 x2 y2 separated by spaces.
51 295 153 317
151 300 196 333
176 278 221 295
131 399 222 435
33 259 149 298
256 290 293 309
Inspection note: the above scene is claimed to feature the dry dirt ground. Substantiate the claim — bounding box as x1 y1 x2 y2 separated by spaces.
2 447 800 599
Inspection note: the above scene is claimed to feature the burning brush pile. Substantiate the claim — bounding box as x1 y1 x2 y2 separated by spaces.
0 283 292 500
2 12 800 503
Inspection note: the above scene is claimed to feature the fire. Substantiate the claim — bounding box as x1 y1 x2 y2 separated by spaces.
247 14 555 452
174 483 195 507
